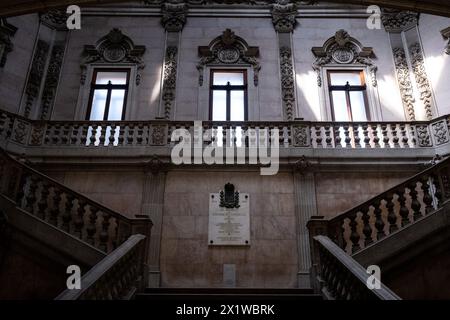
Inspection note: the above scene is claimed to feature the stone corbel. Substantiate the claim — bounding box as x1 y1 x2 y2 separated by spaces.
271 0 298 33
40 9 69 31
381 9 420 33
441 27 450 55
161 1 188 32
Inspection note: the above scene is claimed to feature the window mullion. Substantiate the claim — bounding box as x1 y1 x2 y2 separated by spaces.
104 88 113 121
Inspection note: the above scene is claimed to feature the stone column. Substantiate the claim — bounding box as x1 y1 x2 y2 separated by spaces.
382 9 436 121
271 0 298 120
141 156 168 287
292 157 318 288
159 1 187 119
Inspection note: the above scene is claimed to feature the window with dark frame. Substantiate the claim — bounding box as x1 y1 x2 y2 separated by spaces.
210 70 248 121
327 70 370 122
86 69 130 121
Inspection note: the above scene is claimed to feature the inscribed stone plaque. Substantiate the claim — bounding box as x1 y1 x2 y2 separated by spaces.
208 193 250 246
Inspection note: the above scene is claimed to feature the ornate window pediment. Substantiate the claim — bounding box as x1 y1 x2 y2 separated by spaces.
81 28 146 85
197 29 260 86
312 29 377 88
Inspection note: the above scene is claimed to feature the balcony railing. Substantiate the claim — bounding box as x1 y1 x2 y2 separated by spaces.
1 109 449 152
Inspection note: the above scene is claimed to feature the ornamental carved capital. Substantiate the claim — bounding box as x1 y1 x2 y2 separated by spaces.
161 1 188 32
271 0 298 33
381 9 420 33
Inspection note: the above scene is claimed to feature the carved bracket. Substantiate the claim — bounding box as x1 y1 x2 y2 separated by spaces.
40 9 69 31
312 29 377 88
381 9 419 33
271 0 298 33
161 1 188 32
197 29 260 86
81 29 146 86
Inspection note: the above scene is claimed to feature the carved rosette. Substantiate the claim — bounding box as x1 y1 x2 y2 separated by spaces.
271 0 298 33
410 43 433 120
162 46 178 120
312 30 377 88
161 1 188 32
280 47 295 120
24 40 50 118
392 48 416 121
81 29 146 86
0 19 17 68
291 125 310 147
441 27 450 55
381 9 419 33
198 29 260 86
40 44 65 120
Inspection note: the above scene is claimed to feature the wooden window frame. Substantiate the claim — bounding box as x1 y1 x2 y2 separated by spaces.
209 69 248 121
86 68 131 121
327 70 371 122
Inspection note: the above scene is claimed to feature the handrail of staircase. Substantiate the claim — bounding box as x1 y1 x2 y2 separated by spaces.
308 157 450 255
55 234 147 300
312 235 401 300
0 147 152 254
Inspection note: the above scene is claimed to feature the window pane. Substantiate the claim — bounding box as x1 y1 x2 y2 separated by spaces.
95 71 128 85
108 89 126 120
329 72 362 86
230 91 245 121
331 91 350 122
213 72 244 85
212 90 227 121
349 91 368 121
89 89 108 120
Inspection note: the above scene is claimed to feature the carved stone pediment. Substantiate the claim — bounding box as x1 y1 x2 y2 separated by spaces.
81 28 146 85
197 29 260 86
312 29 377 87
0 18 17 68
381 9 419 33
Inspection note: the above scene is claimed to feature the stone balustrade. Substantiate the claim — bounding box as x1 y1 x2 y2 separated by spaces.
0 147 152 254
308 156 450 255
1 109 449 150
55 234 147 300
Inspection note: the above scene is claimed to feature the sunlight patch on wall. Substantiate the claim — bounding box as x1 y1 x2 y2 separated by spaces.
296 71 321 120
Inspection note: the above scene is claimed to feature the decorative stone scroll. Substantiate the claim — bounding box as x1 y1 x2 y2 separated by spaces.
81 29 146 85
198 29 260 86
0 18 17 68
410 42 433 120
392 47 416 121
312 29 377 88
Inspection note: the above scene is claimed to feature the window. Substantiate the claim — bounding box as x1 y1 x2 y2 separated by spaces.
86 69 130 120
210 70 248 121
327 70 370 122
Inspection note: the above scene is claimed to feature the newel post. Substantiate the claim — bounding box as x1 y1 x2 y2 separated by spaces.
131 215 153 289
307 216 329 293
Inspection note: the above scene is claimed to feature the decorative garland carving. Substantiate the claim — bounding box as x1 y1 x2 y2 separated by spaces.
162 46 178 120
392 47 416 121
198 29 260 86
410 42 433 120
312 29 377 88
441 27 450 55
81 29 146 86
24 40 50 118
280 47 295 120
161 1 188 32
39 44 65 120
271 0 298 33
381 9 419 33
0 19 17 68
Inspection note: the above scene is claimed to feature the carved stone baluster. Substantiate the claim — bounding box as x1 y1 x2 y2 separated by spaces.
348 212 361 253
25 175 39 213
381 124 390 148
86 206 100 246
392 124 400 148
400 124 409 148
127 124 135 145
315 126 323 148
74 199 87 239
136 124 144 145
324 125 333 148
70 125 79 145
361 206 373 247
343 125 351 148
420 176 433 215
118 125 125 146
372 124 381 148
409 181 422 221
62 193 75 232
80 124 88 146
396 189 410 227
107 124 115 146
373 200 385 240
362 124 370 148
49 188 62 226
90 124 98 146
52 124 61 145
353 124 361 148
334 125 342 148
37 181 50 220
99 213 111 252
385 193 398 233
98 125 106 146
